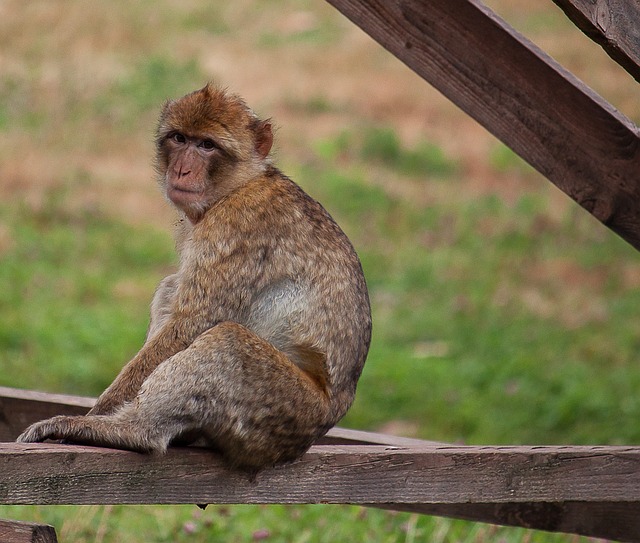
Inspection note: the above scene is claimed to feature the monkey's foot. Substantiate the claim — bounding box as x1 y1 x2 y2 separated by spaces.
17 413 168 454
16 416 77 444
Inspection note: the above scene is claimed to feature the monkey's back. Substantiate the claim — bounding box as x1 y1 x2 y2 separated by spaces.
193 166 372 422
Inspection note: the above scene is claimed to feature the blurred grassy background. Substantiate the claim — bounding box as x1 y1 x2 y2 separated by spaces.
1 0 640 541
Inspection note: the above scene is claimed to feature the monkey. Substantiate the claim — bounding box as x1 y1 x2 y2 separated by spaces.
17 83 372 471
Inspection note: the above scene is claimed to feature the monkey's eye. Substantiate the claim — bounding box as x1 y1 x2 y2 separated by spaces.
200 139 217 151
171 133 187 144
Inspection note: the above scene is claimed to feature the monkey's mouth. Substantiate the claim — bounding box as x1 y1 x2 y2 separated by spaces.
168 185 204 204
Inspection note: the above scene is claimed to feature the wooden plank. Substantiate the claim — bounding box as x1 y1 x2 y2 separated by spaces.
0 519 58 543
384 503 640 543
2 442 640 505
1 443 639 542
3 389 640 539
324 0 640 251
318 426 445 447
552 0 640 82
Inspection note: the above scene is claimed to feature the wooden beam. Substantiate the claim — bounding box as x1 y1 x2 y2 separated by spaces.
2 442 640 540
324 0 640 251
0 519 58 543
318 426 444 446
4 387 640 540
2 443 640 505
552 0 640 82
386 503 640 543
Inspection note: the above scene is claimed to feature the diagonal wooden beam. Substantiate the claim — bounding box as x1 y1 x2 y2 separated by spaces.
552 0 640 82
324 0 640 251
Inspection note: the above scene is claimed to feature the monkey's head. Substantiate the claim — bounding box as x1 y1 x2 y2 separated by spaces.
155 83 273 223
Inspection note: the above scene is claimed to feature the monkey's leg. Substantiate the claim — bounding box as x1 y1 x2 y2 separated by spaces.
136 320 333 468
16 413 168 453
19 322 331 469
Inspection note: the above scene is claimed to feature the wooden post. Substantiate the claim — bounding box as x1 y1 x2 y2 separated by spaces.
0 519 58 543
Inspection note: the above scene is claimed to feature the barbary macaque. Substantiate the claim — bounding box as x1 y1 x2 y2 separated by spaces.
18 84 372 470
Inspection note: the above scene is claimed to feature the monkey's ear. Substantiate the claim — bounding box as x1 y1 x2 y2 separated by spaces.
255 120 273 159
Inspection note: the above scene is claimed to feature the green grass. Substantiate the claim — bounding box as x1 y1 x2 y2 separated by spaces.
0 190 174 394
315 127 460 179
96 57 205 123
0 503 594 543
360 126 459 178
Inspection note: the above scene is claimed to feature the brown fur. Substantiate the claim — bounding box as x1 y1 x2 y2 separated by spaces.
17 84 372 470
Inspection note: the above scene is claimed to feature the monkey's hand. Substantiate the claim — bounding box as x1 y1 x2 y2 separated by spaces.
16 416 79 444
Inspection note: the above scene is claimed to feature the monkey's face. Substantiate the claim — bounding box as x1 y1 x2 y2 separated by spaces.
161 131 223 217
155 84 273 223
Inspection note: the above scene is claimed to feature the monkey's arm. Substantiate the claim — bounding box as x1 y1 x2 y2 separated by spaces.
88 318 206 415
90 242 262 416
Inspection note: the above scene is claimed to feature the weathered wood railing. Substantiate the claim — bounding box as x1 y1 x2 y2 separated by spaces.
2 387 640 542
553 0 640 82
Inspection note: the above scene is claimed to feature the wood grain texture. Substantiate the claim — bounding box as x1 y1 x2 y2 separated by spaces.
324 0 640 251
0 519 58 543
553 0 640 82
2 443 640 505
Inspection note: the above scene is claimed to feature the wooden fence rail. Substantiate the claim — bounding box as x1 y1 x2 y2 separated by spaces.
3 442 640 506
1 387 640 542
